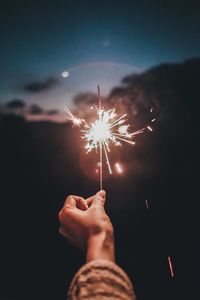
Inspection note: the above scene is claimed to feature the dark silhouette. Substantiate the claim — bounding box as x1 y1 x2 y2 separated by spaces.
6 99 26 109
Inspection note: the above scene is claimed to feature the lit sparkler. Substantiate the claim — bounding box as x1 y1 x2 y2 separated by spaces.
64 86 154 188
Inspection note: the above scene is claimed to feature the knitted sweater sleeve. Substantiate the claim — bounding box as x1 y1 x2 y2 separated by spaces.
68 260 136 300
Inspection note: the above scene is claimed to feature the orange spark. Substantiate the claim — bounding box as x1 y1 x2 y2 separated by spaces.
168 256 174 277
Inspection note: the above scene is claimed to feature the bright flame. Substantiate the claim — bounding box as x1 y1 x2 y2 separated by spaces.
88 119 111 143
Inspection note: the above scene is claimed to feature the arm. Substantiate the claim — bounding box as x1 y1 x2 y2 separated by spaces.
58 190 136 299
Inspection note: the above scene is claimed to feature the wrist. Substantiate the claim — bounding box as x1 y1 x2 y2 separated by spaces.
86 229 115 263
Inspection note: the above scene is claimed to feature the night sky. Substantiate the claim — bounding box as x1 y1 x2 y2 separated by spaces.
0 0 200 109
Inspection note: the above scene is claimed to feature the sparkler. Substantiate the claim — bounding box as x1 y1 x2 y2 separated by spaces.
64 86 154 189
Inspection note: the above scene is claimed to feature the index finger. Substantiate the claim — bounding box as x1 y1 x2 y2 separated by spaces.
64 195 88 211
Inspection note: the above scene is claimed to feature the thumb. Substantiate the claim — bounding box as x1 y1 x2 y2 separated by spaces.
92 190 106 207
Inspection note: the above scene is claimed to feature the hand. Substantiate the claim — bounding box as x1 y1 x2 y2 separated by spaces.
58 190 115 262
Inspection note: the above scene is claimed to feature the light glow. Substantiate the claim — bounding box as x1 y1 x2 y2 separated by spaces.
115 162 123 173
64 86 156 187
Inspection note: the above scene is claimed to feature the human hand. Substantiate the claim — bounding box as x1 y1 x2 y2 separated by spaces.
58 190 115 262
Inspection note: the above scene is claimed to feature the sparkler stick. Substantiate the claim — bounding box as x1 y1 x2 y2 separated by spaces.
98 85 103 189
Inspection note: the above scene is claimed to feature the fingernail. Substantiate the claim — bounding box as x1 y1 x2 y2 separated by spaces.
97 190 106 197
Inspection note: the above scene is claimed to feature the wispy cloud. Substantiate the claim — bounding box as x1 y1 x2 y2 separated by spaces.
24 76 59 93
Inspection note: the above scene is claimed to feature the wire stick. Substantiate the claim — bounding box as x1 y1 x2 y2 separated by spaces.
98 85 103 190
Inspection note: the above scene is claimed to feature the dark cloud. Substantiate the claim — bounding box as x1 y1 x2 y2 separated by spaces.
73 92 100 119
24 76 58 93
6 99 26 109
29 104 43 115
46 109 59 115
73 92 98 106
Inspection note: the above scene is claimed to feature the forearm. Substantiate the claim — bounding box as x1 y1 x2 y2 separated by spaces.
86 229 115 262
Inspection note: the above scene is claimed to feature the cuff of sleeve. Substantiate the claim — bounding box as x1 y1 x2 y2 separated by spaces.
68 260 136 300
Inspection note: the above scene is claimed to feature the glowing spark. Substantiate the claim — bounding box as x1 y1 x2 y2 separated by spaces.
81 107 144 177
150 107 153 112
151 118 156 123
168 256 174 277
145 199 149 209
147 126 153 132
64 86 148 188
64 106 82 127
118 125 129 135
115 163 123 173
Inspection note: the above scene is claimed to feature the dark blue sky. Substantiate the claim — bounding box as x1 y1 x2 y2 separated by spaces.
0 0 200 108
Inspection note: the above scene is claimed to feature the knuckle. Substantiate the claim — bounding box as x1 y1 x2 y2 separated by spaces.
58 208 68 222
65 195 72 202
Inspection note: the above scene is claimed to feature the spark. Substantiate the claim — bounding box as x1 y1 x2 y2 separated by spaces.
81 107 144 176
145 199 149 209
64 106 82 127
151 118 156 123
168 256 174 277
115 162 123 174
64 86 151 188
150 107 153 112
147 126 153 132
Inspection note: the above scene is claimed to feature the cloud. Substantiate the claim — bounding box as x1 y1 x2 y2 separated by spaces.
24 76 58 93
28 104 43 115
46 109 59 115
73 92 98 106
6 99 26 109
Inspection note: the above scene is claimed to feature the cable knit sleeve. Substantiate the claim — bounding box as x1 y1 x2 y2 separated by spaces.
68 260 136 300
